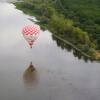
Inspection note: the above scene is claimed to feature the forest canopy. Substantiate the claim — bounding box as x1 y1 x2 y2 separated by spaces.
15 0 100 59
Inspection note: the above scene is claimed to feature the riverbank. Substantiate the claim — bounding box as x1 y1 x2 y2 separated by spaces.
14 1 100 61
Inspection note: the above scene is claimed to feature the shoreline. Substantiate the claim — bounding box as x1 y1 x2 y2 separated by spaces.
14 2 100 61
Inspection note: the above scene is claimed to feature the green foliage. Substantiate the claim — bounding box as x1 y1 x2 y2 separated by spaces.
72 27 90 44
50 14 73 34
15 0 100 59
53 0 100 49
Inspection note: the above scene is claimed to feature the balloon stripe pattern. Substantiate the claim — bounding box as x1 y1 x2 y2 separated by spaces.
22 25 40 48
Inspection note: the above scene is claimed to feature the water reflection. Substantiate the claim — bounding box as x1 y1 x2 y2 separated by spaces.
23 62 38 86
52 35 94 62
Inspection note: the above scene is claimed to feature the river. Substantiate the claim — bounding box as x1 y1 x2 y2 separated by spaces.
0 1 100 100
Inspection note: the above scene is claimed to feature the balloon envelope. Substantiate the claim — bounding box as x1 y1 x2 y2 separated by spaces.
22 25 40 48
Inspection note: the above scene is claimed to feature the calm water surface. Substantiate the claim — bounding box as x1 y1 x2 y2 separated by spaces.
0 1 100 100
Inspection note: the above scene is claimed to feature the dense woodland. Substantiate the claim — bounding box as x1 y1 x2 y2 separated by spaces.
55 0 100 49
15 0 100 59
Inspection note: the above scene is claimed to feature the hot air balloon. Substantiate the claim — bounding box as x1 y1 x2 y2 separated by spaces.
22 24 40 48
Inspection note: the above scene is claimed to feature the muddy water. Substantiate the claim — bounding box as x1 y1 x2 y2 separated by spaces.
0 1 100 100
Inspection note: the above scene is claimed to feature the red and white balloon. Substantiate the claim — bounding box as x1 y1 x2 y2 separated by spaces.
22 24 40 48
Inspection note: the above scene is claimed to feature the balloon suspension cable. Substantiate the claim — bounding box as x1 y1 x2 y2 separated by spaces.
29 46 33 63
30 45 32 48
30 61 32 65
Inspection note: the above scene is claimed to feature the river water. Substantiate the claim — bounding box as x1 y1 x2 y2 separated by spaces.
0 1 100 100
